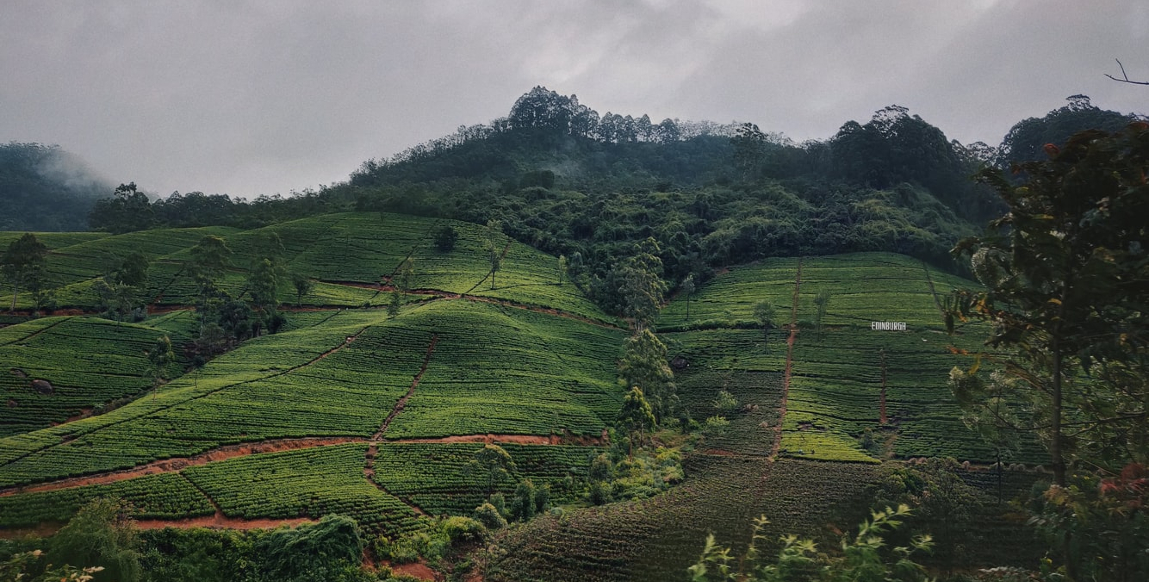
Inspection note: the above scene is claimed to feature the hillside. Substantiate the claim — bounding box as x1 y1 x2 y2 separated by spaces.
0 213 1050 580
3 93 1138 580
0 143 113 231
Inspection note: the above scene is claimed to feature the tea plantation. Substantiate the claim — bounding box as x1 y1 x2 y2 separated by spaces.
0 218 1042 580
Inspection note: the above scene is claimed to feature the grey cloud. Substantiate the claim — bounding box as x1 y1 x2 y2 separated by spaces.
1 1 1145 200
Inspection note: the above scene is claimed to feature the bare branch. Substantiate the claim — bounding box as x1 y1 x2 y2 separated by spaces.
1105 59 1149 86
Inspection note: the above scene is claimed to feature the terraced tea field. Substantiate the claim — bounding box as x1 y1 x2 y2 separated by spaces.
1 316 196 436
0 301 621 489
1 216 1047 581
7 212 609 323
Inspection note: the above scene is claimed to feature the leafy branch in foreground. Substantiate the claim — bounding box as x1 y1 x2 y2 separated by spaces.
689 504 933 582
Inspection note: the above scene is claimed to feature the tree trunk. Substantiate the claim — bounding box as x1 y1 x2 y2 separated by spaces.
9 281 18 312
1051 346 1065 487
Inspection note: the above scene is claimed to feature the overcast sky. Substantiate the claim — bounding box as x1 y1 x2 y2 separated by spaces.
2 1 1146 199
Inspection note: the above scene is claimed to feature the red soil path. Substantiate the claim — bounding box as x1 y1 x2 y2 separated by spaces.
770 257 802 459
133 513 316 531
365 334 439 515
0 436 364 497
1 432 602 501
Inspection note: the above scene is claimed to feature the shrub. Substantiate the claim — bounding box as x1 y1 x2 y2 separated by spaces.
473 503 508 530
433 226 458 252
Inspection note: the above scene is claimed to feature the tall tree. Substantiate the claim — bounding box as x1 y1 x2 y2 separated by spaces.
949 122 1149 488
89 182 154 234
753 300 776 350
619 329 677 422
147 335 174 400
617 237 668 332
468 444 516 495
681 274 696 321
247 258 281 336
94 251 150 321
187 235 232 321
617 387 656 457
1 233 48 312
813 289 831 339
484 219 505 290
291 272 313 307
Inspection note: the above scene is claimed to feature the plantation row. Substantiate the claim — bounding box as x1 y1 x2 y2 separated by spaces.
658 252 959 332
0 231 108 251
0 316 196 436
0 441 603 534
487 458 881 582
783 327 1045 464
372 442 596 515
658 258 798 329
0 310 390 484
7 212 611 322
0 301 625 488
183 444 422 535
384 301 624 438
0 473 214 528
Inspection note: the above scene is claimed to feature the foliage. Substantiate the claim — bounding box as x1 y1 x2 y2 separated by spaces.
998 95 1142 166
616 237 667 331
688 505 933 582
187 235 232 318
1028 464 1149 582
473 502 508 530
468 444 516 495
681 274 696 320
433 225 458 252
290 272 313 307
146 334 174 398
483 219 504 290
2 232 48 311
47 498 141 582
712 390 739 413
1 550 104 582
869 459 980 571
89 183 154 234
618 329 677 422
753 299 777 348
949 122 1149 485
0 142 109 232
93 251 150 321
813 290 831 338
617 387 656 453
255 515 366 582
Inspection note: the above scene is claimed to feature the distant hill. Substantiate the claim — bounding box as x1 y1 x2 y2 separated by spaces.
0 142 113 231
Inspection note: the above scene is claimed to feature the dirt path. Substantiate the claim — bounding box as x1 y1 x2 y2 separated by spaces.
921 261 946 319
364 335 440 515
0 436 364 497
770 257 802 459
2 432 600 500
133 513 317 531
373 334 439 441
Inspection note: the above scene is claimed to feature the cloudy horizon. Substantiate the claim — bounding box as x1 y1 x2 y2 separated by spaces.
2 1 1146 199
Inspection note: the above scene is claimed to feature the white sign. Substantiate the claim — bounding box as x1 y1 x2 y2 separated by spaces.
871 321 907 331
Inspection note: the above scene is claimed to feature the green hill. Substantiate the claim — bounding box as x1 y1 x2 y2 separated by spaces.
0 218 1046 579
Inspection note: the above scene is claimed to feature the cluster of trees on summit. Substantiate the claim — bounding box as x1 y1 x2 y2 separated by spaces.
65 88 1138 319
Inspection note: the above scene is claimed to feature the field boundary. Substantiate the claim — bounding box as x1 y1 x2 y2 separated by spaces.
771 257 802 459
